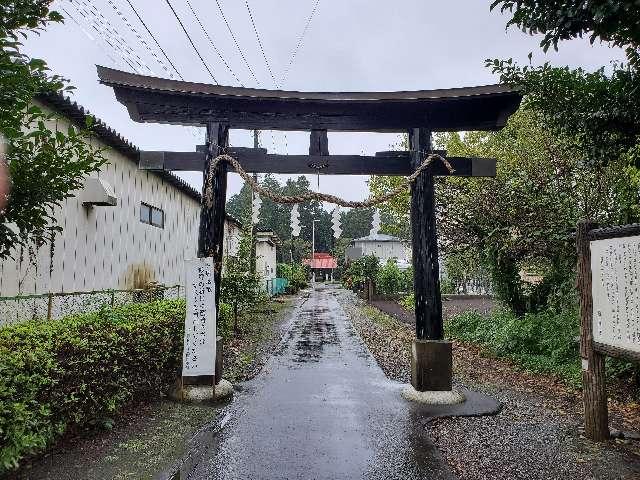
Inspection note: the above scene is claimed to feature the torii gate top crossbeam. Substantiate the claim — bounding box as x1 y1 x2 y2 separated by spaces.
97 66 522 132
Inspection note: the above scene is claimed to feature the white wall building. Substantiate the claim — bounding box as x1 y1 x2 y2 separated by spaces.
0 94 241 297
255 231 279 285
348 233 411 268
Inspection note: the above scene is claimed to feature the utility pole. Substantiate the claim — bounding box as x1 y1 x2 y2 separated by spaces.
251 130 259 274
311 219 319 283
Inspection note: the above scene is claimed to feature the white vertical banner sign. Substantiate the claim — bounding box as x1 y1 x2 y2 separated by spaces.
182 257 216 376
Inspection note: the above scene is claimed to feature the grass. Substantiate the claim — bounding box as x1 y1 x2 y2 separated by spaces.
361 304 403 330
223 297 294 384
445 308 582 387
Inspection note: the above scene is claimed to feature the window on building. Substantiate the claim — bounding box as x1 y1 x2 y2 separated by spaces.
140 202 164 228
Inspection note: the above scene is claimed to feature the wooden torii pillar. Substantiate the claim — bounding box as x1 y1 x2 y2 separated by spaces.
409 127 449 391
198 122 228 386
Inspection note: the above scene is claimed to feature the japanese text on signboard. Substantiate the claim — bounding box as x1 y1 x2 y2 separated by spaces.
182 257 216 376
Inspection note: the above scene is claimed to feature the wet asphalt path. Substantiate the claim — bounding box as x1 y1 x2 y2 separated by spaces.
188 285 454 480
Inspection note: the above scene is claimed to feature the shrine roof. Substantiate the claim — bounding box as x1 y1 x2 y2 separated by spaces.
303 253 338 270
97 66 522 132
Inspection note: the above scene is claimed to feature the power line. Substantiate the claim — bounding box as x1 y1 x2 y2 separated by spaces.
185 0 244 86
214 0 260 85
68 0 140 73
123 0 184 80
163 0 218 84
108 0 174 77
244 0 278 87
87 0 153 74
281 0 321 87
60 4 119 66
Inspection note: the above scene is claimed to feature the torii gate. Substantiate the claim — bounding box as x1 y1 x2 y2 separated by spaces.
98 66 521 394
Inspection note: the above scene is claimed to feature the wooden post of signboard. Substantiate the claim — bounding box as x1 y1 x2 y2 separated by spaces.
576 220 609 441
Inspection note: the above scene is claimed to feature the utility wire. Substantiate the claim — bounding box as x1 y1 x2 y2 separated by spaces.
61 4 119 66
83 0 151 74
214 0 260 85
244 0 278 88
108 0 173 77
68 0 139 72
124 0 184 80
88 0 152 74
163 0 218 84
185 0 244 86
281 0 320 87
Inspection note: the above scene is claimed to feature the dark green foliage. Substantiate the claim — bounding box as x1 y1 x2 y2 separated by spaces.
490 0 640 66
0 1 105 259
487 60 640 170
276 263 308 292
339 207 373 239
446 307 582 385
375 260 412 295
0 299 186 473
226 176 333 262
342 255 379 290
0 1 62 32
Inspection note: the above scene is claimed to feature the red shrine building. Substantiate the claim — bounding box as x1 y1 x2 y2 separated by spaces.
303 252 338 282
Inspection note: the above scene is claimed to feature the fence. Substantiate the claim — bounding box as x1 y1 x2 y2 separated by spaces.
0 285 182 326
265 278 288 296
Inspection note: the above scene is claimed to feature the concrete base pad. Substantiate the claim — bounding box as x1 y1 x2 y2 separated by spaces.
401 385 465 405
401 385 503 419
170 379 234 402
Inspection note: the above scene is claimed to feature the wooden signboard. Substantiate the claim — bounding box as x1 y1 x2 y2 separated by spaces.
590 235 640 357
182 257 216 377
577 222 640 442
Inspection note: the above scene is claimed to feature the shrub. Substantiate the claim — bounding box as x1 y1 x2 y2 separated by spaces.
400 293 414 311
376 260 404 295
221 256 263 334
0 299 185 473
342 255 380 290
446 307 582 386
277 263 308 292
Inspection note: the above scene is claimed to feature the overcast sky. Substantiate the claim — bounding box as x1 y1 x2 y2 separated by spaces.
24 0 624 204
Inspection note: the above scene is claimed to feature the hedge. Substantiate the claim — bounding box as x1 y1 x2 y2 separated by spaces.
0 299 186 473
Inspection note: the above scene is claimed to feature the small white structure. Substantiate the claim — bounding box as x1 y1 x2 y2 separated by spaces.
0 94 241 297
348 233 411 267
255 231 279 284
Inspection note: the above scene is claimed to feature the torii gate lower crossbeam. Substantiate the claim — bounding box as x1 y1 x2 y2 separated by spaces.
97 66 522 394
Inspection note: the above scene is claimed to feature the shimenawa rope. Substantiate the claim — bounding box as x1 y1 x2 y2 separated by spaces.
204 152 454 208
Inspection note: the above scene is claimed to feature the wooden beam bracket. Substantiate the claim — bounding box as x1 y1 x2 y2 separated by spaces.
309 129 329 156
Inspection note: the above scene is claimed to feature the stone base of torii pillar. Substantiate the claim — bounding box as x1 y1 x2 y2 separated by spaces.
403 339 465 405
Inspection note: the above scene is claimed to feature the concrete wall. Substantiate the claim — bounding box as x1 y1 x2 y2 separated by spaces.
0 105 240 297
352 240 410 265
256 240 277 283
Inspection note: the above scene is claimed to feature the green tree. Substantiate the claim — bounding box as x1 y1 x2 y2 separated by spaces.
369 109 638 313
220 221 262 334
487 60 640 172
368 135 412 239
490 0 640 67
439 110 637 313
339 207 373 239
0 2 105 259
225 181 251 222
227 175 335 261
